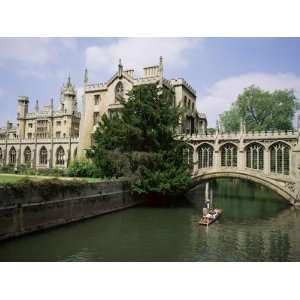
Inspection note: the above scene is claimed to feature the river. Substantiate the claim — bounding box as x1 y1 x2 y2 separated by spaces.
0 178 299 262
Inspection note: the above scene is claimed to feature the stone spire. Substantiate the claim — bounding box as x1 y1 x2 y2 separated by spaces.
216 120 220 133
240 118 246 133
118 58 123 77
35 99 39 112
159 56 163 75
84 68 88 86
67 74 71 87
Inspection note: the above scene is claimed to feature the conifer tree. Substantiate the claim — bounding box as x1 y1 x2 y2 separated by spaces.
87 84 192 197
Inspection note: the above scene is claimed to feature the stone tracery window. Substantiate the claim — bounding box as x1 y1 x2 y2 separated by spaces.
115 82 124 101
9 147 16 164
39 146 48 165
56 146 65 165
270 142 290 175
246 143 264 170
198 143 213 168
24 147 31 164
221 143 237 167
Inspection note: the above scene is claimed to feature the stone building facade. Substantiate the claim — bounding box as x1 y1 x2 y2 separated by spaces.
0 57 207 169
0 77 80 169
78 57 207 155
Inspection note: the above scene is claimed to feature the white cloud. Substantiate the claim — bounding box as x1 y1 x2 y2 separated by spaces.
85 38 201 79
0 38 76 65
199 73 300 127
0 38 78 78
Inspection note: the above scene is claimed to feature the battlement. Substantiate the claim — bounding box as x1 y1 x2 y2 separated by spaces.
143 65 160 77
182 129 299 141
169 78 196 96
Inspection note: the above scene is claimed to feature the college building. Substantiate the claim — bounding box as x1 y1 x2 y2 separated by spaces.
0 57 207 169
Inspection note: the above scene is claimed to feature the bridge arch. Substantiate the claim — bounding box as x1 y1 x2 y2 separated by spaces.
192 170 296 205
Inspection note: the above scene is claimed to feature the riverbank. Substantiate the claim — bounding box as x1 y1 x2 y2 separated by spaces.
0 177 142 241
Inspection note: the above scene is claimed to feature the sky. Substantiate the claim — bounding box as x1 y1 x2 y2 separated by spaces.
0 37 300 128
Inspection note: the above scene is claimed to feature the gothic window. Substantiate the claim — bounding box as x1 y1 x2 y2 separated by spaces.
56 146 65 165
24 147 31 164
0 148 2 163
246 143 264 170
73 148 77 159
221 143 238 167
184 96 187 107
115 82 124 101
93 112 100 125
198 143 213 168
94 95 100 105
188 99 191 109
39 147 48 165
183 145 193 171
9 147 16 164
270 142 290 175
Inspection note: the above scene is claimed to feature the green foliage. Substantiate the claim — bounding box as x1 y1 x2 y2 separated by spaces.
66 158 101 178
87 84 192 196
207 128 217 134
219 105 240 132
220 85 297 132
0 164 66 177
0 177 88 204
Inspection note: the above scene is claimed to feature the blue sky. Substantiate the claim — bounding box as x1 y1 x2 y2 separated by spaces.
0 37 300 127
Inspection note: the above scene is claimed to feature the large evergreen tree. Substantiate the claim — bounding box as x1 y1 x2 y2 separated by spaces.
87 84 192 197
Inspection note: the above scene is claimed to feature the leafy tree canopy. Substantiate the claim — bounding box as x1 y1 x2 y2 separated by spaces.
219 85 297 132
87 84 192 197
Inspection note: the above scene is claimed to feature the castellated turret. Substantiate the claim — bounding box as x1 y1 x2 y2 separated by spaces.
60 75 78 114
17 96 29 139
17 96 29 119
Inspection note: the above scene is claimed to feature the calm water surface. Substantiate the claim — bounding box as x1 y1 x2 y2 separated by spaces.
0 179 299 262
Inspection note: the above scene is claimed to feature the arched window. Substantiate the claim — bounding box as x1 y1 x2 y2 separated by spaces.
183 96 188 108
9 147 16 164
39 146 48 165
115 82 124 101
270 142 290 175
188 99 191 109
221 143 237 167
24 147 31 164
198 143 213 168
183 145 193 171
73 148 77 159
94 94 100 105
246 143 264 170
56 146 65 165
0 148 2 163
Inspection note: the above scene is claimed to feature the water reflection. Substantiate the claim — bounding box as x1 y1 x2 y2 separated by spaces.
0 178 299 261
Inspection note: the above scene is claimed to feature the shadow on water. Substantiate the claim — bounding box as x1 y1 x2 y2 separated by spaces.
0 178 299 262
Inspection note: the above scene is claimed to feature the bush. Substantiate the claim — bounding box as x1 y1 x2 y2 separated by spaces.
66 159 101 178
0 164 15 173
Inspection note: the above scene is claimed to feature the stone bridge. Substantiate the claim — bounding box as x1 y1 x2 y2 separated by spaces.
182 128 300 205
